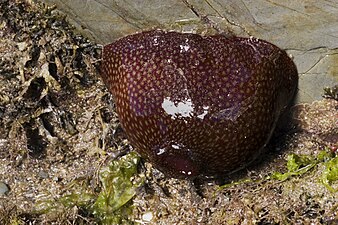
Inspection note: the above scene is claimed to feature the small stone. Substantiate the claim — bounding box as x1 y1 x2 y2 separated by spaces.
38 170 48 179
0 181 9 195
142 211 153 222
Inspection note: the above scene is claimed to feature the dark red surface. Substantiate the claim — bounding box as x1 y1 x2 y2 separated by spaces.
101 30 298 178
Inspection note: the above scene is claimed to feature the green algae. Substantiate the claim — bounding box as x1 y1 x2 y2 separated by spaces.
270 153 317 181
321 155 338 192
36 152 144 224
219 149 338 193
91 152 144 224
218 178 253 190
270 149 338 192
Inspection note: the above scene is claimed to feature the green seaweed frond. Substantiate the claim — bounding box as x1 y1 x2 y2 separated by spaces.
218 149 338 193
36 152 144 224
269 153 317 181
269 149 338 192
92 152 144 224
321 155 338 192
218 178 253 190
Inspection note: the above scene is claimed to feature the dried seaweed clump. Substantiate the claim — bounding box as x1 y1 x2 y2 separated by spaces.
0 0 136 224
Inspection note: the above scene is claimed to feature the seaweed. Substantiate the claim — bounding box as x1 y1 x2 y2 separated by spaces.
270 149 338 192
270 153 317 181
36 152 144 224
321 155 338 192
92 152 144 224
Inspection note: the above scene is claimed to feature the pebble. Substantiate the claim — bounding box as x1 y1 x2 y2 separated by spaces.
142 211 153 222
38 170 49 179
0 181 9 195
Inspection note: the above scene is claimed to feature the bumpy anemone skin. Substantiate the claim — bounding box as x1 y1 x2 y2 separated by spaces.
100 30 298 179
